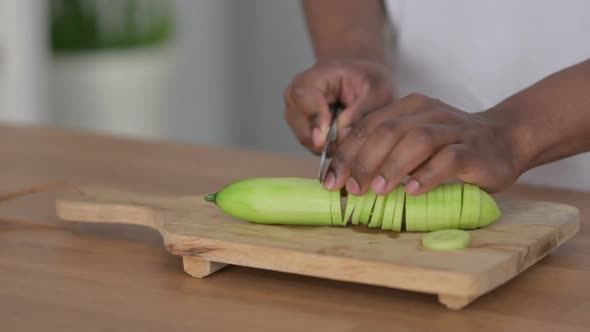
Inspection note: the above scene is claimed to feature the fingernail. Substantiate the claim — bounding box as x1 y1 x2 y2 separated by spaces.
406 179 421 194
312 127 323 147
371 175 387 194
346 177 360 195
323 171 336 189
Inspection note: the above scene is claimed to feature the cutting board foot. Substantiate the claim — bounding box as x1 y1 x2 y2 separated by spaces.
437 294 478 310
182 256 228 278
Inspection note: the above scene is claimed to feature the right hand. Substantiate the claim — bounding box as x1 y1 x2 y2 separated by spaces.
283 58 396 155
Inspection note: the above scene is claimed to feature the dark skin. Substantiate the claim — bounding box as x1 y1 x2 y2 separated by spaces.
284 0 590 196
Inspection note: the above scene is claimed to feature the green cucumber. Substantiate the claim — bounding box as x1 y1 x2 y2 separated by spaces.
459 184 480 230
330 190 344 226
422 229 471 250
359 191 377 225
208 177 331 225
444 183 462 230
351 194 366 225
343 194 358 225
206 177 501 231
406 191 427 231
392 185 405 232
478 190 501 228
368 194 387 228
427 185 444 230
406 192 425 231
380 187 398 231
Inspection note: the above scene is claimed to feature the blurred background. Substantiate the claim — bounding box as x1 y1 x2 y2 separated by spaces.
0 0 314 155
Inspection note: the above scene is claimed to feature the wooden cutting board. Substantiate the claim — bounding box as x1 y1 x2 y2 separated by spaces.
55 185 580 310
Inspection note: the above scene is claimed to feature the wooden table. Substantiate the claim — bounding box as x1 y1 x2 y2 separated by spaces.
1 124 588 332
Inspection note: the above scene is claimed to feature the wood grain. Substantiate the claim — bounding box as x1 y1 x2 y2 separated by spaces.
1 123 589 331
55 184 579 309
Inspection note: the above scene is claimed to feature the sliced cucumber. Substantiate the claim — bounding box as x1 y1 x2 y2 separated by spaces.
406 191 427 231
427 185 444 230
422 229 471 250
359 191 377 225
368 194 387 228
392 185 405 232
207 177 501 230
459 184 480 230
330 190 344 226
478 190 501 228
343 194 358 225
444 183 462 230
351 194 366 225
380 187 398 231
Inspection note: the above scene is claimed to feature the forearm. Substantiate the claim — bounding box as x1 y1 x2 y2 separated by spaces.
485 58 590 174
301 0 388 63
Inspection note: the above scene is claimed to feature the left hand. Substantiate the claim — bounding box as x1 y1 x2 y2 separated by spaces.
322 93 522 196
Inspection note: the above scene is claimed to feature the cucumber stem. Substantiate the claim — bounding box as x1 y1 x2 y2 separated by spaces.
204 193 217 203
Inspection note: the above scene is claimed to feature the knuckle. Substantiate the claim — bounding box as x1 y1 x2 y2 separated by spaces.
375 120 398 137
445 145 467 170
411 126 435 147
331 151 351 171
350 161 371 179
380 159 402 178
349 121 370 142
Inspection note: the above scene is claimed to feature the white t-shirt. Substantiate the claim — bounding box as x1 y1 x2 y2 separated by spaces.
384 0 590 191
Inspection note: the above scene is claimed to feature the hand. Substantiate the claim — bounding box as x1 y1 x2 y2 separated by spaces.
323 93 523 195
283 58 395 154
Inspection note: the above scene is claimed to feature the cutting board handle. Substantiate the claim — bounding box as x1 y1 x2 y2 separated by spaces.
55 186 179 231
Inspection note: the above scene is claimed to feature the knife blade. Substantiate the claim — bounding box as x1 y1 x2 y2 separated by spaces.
318 103 344 183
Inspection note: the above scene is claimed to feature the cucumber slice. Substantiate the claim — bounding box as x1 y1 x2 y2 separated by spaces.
380 187 398 231
478 190 502 228
368 194 387 228
359 191 377 225
351 194 366 225
444 183 462 230
343 194 359 225
426 185 444 230
459 184 480 230
392 185 405 232
330 190 344 226
422 229 471 250
406 191 427 231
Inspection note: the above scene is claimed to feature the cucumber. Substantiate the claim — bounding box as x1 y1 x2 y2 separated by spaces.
208 177 331 225
351 194 366 225
330 190 344 226
343 194 358 225
459 184 480 230
359 191 377 225
444 183 462 230
392 185 405 232
380 187 398 231
422 229 471 250
368 194 387 228
406 191 427 231
478 190 501 228
206 177 501 231
427 185 444 230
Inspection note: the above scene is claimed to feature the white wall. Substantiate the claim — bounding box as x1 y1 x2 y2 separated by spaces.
0 0 50 125
169 0 314 154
